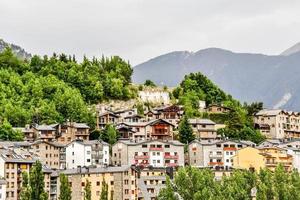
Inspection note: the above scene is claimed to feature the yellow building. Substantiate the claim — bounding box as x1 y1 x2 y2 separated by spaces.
233 146 293 172
54 166 138 200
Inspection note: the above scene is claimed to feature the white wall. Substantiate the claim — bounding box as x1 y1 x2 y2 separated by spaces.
66 142 92 169
102 145 110 165
0 182 6 200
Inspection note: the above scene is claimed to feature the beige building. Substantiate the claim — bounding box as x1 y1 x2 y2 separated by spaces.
56 122 90 144
52 166 138 200
206 104 231 113
112 140 185 168
0 148 52 200
254 109 300 139
188 119 219 140
188 139 256 169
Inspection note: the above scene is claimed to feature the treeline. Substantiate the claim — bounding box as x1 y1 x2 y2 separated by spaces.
0 48 136 128
173 73 265 143
159 166 300 200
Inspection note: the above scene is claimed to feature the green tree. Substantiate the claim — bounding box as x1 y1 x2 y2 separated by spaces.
84 180 92 200
0 118 24 141
144 79 156 87
178 116 194 144
100 124 118 145
20 171 31 200
100 178 108 200
29 161 48 200
59 174 72 200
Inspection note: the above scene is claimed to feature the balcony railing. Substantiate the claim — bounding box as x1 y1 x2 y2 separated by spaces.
209 154 223 158
149 147 164 151
209 162 224 166
223 147 237 151
134 155 150 159
166 163 178 167
75 131 89 135
164 155 178 159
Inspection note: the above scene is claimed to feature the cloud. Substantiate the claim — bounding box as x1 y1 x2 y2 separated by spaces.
1 0 300 65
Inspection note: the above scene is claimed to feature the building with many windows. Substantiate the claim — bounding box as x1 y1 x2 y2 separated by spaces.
112 140 184 168
65 140 109 169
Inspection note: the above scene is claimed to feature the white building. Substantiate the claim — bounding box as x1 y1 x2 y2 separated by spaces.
0 179 6 200
138 88 170 105
65 140 109 169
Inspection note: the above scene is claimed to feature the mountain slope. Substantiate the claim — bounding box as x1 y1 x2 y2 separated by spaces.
133 44 300 111
281 42 300 56
0 39 31 59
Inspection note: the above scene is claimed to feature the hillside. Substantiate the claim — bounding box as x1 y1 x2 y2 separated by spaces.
133 44 300 111
0 39 31 59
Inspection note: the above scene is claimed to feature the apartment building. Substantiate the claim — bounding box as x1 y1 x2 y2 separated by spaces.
66 140 109 169
52 166 138 200
188 139 256 169
136 167 169 200
0 179 6 200
98 111 120 129
28 140 66 169
145 105 183 127
233 146 293 172
112 140 184 168
254 109 300 139
55 122 90 144
117 119 175 141
188 118 219 140
0 148 52 200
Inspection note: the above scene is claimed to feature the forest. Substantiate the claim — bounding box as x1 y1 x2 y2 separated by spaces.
0 48 136 129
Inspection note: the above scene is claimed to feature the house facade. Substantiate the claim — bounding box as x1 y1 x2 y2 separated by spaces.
188 118 219 140
65 140 109 169
112 140 184 168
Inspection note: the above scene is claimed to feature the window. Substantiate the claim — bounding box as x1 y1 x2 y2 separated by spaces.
216 144 221 148
111 181 114 185
81 182 85 187
124 180 129 185
165 145 170 148
87 159 91 162
87 151 91 155
142 144 147 148
72 152 74 156
97 181 100 186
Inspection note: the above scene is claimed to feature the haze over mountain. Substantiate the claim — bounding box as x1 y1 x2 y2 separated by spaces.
0 39 31 59
133 43 300 111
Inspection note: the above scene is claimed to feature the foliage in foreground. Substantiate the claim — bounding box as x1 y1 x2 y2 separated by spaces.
158 165 300 200
20 161 48 200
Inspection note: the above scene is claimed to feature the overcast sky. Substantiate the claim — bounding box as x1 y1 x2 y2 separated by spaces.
1 0 300 65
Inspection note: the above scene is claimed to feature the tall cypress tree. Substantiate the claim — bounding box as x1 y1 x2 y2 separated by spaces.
29 161 48 200
178 116 194 144
100 178 108 200
59 174 72 200
20 171 31 200
84 180 92 200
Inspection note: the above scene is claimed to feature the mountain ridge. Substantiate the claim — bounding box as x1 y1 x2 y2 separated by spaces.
133 43 300 111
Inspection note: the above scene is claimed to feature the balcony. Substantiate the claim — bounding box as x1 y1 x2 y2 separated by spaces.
164 155 178 159
209 162 224 166
166 163 178 167
75 131 89 135
265 162 277 166
223 147 237 151
149 147 163 151
134 155 150 159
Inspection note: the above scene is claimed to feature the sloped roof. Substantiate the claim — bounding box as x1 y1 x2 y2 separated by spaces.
188 118 216 125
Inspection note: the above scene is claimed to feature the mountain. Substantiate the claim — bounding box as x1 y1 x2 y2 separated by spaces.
133 44 300 111
0 39 31 59
281 42 300 56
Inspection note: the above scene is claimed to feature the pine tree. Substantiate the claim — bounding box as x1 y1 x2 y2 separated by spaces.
20 171 31 200
100 178 108 200
29 161 48 200
59 174 72 200
84 180 92 200
178 116 194 144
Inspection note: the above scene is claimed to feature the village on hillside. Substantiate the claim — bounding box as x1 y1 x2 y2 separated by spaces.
1 85 300 200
